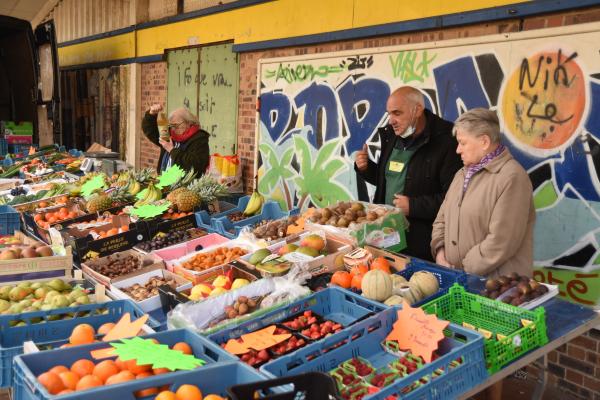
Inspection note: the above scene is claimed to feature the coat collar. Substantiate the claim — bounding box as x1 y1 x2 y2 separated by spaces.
482 148 512 173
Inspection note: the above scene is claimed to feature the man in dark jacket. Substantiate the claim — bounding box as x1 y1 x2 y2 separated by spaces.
355 86 462 261
142 103 210 173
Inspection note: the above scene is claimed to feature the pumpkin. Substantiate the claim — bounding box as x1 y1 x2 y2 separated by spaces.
361 270 392 301
331 271 352 289
370 257 392 274
409 271 439 298
350 264 369 278
351 273 364 290
391 275 408 295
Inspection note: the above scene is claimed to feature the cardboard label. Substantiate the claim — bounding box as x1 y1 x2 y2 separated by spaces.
283 252 316 263
224 325 291 354
48 228 65 247
386 301 449 363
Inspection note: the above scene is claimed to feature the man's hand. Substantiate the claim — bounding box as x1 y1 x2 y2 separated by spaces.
159 139 173 153
393 194 410 216
435 247 452 267
149 103 163 115
355 144 369 172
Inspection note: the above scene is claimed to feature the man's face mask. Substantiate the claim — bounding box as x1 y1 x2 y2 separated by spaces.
399 106 418 138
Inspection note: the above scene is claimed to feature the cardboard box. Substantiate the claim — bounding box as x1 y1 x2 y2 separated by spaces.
81 249 165 287
142 213 199 238
0 231 73 285
60 215 149 264
365 245 410 272
238 233 353 276
171 241 257 284
150 233 230 271
21 203 88 243
109 269 192 312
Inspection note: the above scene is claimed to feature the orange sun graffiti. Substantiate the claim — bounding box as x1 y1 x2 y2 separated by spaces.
500 49 587 154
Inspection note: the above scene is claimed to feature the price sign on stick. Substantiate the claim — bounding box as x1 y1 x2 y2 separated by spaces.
385 301 449 363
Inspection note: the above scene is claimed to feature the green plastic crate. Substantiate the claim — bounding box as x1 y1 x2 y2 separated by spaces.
422 283 548 374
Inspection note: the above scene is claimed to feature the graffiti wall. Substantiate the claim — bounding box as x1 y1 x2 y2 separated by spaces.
256 23 600 306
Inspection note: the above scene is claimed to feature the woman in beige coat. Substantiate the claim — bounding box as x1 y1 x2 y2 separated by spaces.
431 108 535 278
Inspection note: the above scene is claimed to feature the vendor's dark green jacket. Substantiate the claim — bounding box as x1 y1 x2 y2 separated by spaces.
355 109 462 261
141 112 210 173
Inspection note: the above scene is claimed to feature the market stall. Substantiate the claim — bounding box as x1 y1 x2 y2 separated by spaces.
0 154 598 400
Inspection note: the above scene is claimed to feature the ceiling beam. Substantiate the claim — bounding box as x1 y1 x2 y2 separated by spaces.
31 0 61 27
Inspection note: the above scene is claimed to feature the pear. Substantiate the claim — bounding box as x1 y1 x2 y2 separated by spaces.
40 304 53 311
68 289 86 302
30 282 42 290
47 279 67 292
0 299 10 312
17 282 31 289
0 286 11 300
9 287 31 302
19 299 32 308
75 295 90 305
50 295 70 309
9 304 24 314
34 287 48 299
44 291 60 304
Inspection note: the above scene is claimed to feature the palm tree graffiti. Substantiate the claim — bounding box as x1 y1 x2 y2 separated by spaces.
293 135 352 209
257 143 296 210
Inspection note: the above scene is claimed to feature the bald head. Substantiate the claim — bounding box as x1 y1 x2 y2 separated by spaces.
390 87 425 108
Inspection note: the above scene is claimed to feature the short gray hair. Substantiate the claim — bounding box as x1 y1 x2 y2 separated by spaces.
453 108 501 144
169 107 199 126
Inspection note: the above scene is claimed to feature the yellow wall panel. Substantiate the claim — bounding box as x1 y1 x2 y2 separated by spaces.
58 31 136 66
60 0 531 66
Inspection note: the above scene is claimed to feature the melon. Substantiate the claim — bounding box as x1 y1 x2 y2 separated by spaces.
361 270 392 301
409 271 439 298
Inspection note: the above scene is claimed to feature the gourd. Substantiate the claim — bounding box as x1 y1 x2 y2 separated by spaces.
391 275 408 295
384 295 404 306
409 271 439 298
361 270 392 301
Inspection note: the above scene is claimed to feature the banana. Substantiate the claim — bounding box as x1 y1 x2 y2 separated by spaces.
243 191 264 216
128 180 141 196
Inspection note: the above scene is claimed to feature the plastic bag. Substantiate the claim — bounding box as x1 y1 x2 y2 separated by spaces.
206 153 243 193
260 264 312 308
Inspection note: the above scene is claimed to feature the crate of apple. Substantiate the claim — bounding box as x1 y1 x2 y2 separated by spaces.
300 319 343 340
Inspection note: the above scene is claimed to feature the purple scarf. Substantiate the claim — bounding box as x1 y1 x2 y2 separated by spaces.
463 145 505 193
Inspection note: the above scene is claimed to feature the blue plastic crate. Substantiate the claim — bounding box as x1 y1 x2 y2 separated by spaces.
398 258 468 307
0 299 159 388
260 308 487 400
213 201 300 239
15 361 263 400
13 328 237 400
209 287 387 346
194 199 238 230
0 138 7 156
0 205 20 235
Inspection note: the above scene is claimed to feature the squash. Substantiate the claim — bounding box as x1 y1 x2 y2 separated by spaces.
384 295 404 306
391 275 408 295
397 283 423 305
361 270 392 301
409 271 439 298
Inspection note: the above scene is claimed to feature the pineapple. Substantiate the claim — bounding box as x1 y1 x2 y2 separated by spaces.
85 192 113 213
166 187 187 203
134 168 155 185
174 189 201 212
187 175 228 205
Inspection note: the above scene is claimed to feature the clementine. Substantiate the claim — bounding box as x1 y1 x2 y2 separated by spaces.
175 384 203 400
38 372 65 395
92 360 119 383
75 375 103 391
70 359 95 378
172 342 192 355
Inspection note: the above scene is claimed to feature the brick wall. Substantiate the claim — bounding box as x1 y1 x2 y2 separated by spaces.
139 62 167 171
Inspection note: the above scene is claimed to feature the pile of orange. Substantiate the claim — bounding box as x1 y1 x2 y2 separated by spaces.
162 211 193 220
37 341 194 396
89 225 130 239
34 207 79 229
61 323 115 348
330 257 392 291
156 384 224 400
37 196 68 209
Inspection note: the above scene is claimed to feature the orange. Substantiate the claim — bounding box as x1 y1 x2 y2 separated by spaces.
172 342 192 355
58 389 74 395
135 387 159 397
370 257 391 274
107 228 119 236
105 370 135 385
70 324 95 345
38 371 65 395
49 365 69 375
135 372 154 379
126 359 152 375
152 367 170 375
155 391 178 400
149 338 159 344
34 214 44 222
75 374 103 391
203 395 225 400
114 357 127 371
175 384 202 400
330 271 352 289
120 225 129 232
97 322 115 336
70 359 95 378
92 360 120 383
39 201 49 208
68 211 77 219
58 371 80 390
351 274 363 291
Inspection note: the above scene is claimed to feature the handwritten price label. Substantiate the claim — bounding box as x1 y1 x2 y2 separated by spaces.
385 301 449 363
224 325 291 355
